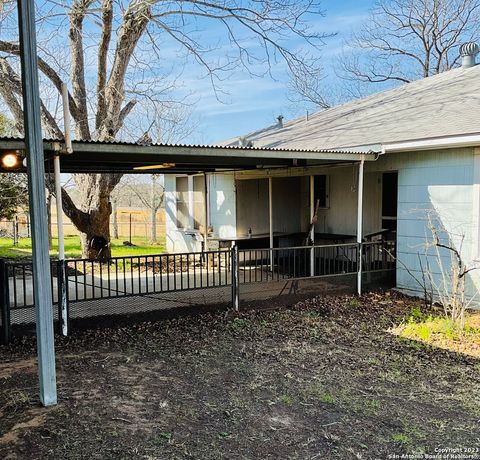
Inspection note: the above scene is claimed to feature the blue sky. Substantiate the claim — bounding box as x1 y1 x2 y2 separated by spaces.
187 0 376 144
2 0 376 145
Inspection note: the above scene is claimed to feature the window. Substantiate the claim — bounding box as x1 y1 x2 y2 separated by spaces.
193 176 205 231
176 175 206 230
176 176 189 229
314 175 329 208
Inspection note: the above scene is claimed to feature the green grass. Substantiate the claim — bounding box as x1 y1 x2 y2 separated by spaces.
391 306 480 357
0 236 166 259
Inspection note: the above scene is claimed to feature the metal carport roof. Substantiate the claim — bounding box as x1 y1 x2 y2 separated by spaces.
0 137 379 174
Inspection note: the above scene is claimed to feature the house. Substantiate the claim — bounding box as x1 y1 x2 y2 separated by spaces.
165 42 480 300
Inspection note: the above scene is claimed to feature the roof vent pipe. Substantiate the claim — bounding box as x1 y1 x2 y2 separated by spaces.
460 42 479 68
239 136 253 147
277 115 284 128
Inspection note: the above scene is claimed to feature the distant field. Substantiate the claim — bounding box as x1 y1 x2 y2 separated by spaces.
0 236 166 259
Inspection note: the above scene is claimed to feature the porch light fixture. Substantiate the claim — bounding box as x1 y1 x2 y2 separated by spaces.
1 152 20 169
133 163 175 171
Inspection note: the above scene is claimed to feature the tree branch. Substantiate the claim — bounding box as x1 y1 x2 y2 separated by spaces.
68 0 94 140
95 0 114 131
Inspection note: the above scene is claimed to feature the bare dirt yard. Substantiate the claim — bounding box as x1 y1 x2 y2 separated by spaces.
1 291 479 459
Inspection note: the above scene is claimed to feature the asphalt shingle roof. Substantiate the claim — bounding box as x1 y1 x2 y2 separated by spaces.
223 65 480 150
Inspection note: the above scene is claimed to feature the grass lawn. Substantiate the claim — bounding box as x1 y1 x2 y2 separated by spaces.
0 292 479 458
391 305 480 358
0 236 166 259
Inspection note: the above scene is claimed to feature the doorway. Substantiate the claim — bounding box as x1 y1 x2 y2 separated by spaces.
381 172 398 234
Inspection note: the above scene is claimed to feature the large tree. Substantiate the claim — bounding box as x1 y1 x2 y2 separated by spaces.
342 0 480 87
0 174 28 220
0 0 326 259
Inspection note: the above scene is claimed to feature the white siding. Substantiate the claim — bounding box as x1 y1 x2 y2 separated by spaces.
313 167 382 236
208 174 237 239
165 147 480 305
165 173 237 252
164 175 198 253
236 177 303 236
369 148 479 301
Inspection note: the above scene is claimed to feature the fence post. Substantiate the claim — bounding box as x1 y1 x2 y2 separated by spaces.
231 244 239 312
310 244 315 277
57 260 69 336
13 216 19 247
357 241 363 296
0 260 11 345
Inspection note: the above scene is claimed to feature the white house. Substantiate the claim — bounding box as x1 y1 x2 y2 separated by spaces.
165 43 480 300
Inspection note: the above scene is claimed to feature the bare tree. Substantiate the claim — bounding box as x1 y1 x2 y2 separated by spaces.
423 214 478 329
386 211 478 329
287 62 332 110
0 0 327 259
341 0 480 90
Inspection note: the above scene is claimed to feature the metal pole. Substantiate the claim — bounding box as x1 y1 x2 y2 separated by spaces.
269 177 273 271
188 175 194 230
54 157 65 260
17 0 57 406
357 159 365 296
310 175 315 276
203 173 209 252
54 156 68 336
231 243 239 311
0 260 11 345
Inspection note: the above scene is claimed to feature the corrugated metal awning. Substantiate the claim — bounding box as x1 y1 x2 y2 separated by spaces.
0 136 378 174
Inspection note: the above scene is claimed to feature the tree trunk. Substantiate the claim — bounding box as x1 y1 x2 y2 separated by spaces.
62 174 117 260
78 199 112 260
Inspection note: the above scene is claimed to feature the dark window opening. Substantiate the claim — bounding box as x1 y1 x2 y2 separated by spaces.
314 175 329 208
382 172 398 231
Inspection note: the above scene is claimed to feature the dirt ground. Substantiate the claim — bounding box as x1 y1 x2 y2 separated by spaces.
1 291 479 460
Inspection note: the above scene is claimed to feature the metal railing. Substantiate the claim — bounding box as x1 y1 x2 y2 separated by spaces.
362 240 396 272
65 250 231 302
0 240 396 343
237 243 359 283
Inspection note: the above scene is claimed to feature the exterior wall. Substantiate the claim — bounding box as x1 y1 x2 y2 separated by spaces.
368 148 479 301
165 148 480 306
165 173 237 252
236 177 303 237
235 168 382 238
208 174 237 240
311 166 381 236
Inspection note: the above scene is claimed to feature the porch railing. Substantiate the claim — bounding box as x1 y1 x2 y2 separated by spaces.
237 243 359 283
0 239 396 343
